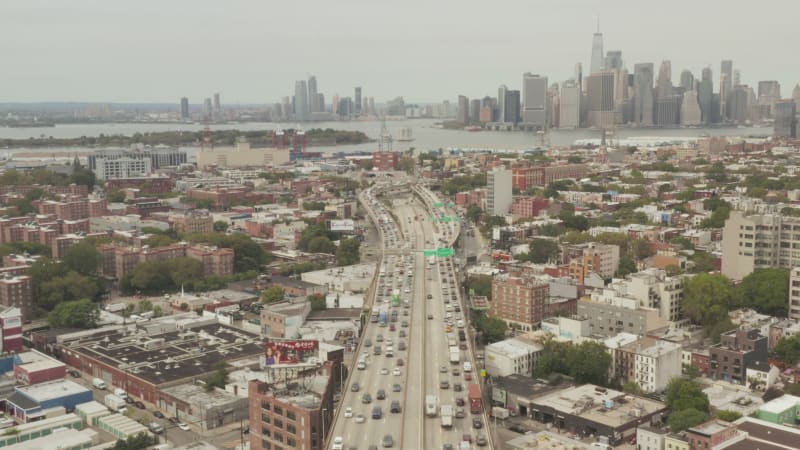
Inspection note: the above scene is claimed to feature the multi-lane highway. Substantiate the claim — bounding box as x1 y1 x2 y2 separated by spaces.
330 182 489 450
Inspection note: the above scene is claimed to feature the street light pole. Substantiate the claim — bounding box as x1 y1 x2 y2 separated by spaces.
322 408 327 445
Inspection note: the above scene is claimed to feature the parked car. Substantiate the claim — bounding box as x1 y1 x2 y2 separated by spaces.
134 401 145 409
153 411 165 419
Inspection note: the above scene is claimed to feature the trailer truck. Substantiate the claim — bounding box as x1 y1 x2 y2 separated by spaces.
440 405 453 428
449 347 460 365
104 394 127 414
468 384 482 414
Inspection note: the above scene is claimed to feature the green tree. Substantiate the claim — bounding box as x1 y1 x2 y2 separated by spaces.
682 273 736 328
302 201 326 211
567 341 612 386
689 251 717 273
526 238 559 264
308 236 336 254
213 220 229 232
705 162 728 183
472 313 508 344
736 269 789 316
534 337 569 378
63 242 101 275
262 286 285 304
204 361 229 391
669 408 708 432
110 432 157 450
336 238 361 266
107 190 126 203
716 410 742 422
308 294 327 311
700 206 731 228
669 237 695 251
632 239 655 260
186 232 271 272
398 156 416 173
168 258 205 288
622 381 643 395
666 377 710 413
466 204 482 223
465 275 492 299
39 271 100 310
772 334 800 366
48 299 100 328
537 223 562 237
616 257 637 277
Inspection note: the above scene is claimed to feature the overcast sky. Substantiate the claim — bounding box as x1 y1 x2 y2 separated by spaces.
3 0 798 104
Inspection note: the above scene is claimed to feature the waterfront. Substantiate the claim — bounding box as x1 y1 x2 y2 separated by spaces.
0 119 773 155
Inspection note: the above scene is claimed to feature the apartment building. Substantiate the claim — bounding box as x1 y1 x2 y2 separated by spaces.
624 268 685 323
371 152 399 171
709 328 768 385
484 336 544 377
490 274 550 331
0 274 33 321
721 210 800 280
578 293 668 338
564 242 620 283
169 210 214 235
99 242 234 279
511 196 549 218
630 339 682 393
487 168 513 215
790 268 800 320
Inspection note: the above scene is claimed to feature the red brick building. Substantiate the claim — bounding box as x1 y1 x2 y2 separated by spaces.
104 176 174 194
455 189 485 209
371 152 399 171
490 274 550 331
511 196 549 218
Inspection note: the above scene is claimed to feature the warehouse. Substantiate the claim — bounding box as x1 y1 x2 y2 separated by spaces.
6 380 92 422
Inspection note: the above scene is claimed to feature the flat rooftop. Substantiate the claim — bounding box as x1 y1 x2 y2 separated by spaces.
17 380 89 402
532 384 666 428
4 428 97 450
689 419 732 436
66 322 264 385
730 418 800 449
758 394 800 414
486 338 543 359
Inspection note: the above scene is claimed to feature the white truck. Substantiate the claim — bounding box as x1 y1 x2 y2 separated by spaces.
449 347 460 365
425 395 438 417
104 394 127 414
491 406 510 419
440 405 453 428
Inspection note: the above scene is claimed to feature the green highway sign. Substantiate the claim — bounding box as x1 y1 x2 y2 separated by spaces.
448 202 455 207
434 202 444 207
436 247 454 257
423 249 436 257
440 216 453 223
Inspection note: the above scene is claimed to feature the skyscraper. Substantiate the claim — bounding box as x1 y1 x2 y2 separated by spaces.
522 73 548 129
728 85 750 123
457 95 469 124
590 26 604 73
487 168 512 215
656 61 673 99
354 87 362 115
213 93 220 121
633 63 655 125
203 98 212 120
504 90 520 125
655 95 680 126
559 80 581 129
698 68 714 124
368 97 375 116
575 63 583 91
586 71 615 128
180 97 189 121
680 91 702 126
613 69 630 124
497 85 508 123
720 60 733 121
793 84 800 107
469 99 481 123
679 70 695 92
308 76 318 113
774 100 797 138
604 51 623 71
757 81 781 118
294 80 309 121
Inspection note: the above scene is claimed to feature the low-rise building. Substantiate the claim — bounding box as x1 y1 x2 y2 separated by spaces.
158 384 249 431
686 419 737 450
484 336 544 377
636 426 667 450
578 296 668 338
755 395 800 425
709 328 768 385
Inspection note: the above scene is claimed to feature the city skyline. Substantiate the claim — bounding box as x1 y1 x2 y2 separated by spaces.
2 0 797 104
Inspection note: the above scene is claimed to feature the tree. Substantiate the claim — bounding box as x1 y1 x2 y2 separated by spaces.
669 408 707 432
616 257 637 277
336 238 361 266
689 251 717 273
716 410 742 422
466 204 482 223
534 337 569 378
772 334 800 366
110 433 157 450
204 361 229 391
39 271 100 310
527 238 559 264
632 239 655 261
262 286 285 304
473 313 508 344
562 214 590 231
107 190 126 203
465 275 493 299
537 223 562 237
302 201 326 211
567 341 612 386
622 381 643 395
670 237 695 251
308 236 336 254
736 269 789 316
700 206 731 228
186 232 271 273
308 294 327 311
213 221 229 232
48 299 100 328
195 198 214 209
682 273 736 327
398 156 416 173
63 242 101 275
705 162 728 183
666 377 710 413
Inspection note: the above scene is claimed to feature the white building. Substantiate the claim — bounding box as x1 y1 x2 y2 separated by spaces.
624 269 686 323
484 337 544 377
791 268 800 321
633 340 682 393
486 168 512 215
93 157 152 180
541 315 591 341
636 426 667 450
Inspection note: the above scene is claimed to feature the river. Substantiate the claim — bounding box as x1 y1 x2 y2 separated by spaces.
0 119 773 155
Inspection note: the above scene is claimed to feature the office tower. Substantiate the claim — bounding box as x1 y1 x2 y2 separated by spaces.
656 61 673 99
213 93 220 120
362 97 368 116
590 27 604 73
655 95 680 126
504 90 520 125
337 97 352 117
720 60 733 120
733 69 741 87
368 97 375 116
281 97 291 121
774 100 797 138
679 70 695 92
757 81 781 117
721 211 800 281
469 99 481 123
203 98 212 120
487 168 512 215
331 95 339 114
559 80 581 128
457 95 469 124
680 91 702 126
307 76 318 112
354 87 362 115
522 73 548 129
315 93 324 113
586 72 615 128
793 84 800 106
575 63 583 91
180 97 189 121
613 69 630 123
497 85 508 123
633 63 655 125
604 51 623 71
698 68 714 123
294 80 309 120
728 85 750 123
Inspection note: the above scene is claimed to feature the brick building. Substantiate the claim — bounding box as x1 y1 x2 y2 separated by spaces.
709 328 768 385
0 273 33 321
371 152 399 171
564 243 620 284
490 274 550 331
455 189 485 209
169 210 214 235
99 242 234 280
104 176 174 194
511 196 549 218
511 164 589 190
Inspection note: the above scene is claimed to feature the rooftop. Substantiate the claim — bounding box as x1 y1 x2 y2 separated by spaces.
160 383 242 408
532 384 666 428
688 419 732 436
758 395 800 414
3 428 97 450
731 417 800 449
486 338 544 359
16 379 89 402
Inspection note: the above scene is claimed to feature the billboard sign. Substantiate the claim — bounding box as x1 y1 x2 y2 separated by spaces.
264 340 319 365
330 219 355 232
492 387 507 405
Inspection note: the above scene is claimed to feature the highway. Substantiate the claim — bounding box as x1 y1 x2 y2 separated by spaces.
330 181 489 450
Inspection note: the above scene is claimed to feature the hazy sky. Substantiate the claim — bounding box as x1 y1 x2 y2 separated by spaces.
3 0 798 104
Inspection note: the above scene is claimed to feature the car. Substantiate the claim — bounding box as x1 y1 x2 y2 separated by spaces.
355 414 366 423
389 324 396 331
361 393 372 404
476 435 488 447
392 368 401 376
460 343 468 350
462 433 473 443
168 416 179 425
376 334 384 342
464 373 473 381
344 407 353 418
428 314 433 320
390 400 401 413
456 398 465 407
134 401 145 409
402 310 409 317
440 380 450 389
452 368 461 376
386 338 393 346
332 436 344 450
427 294 433 299
472 417 483 429
178 423 190 431
508 425 526 434
399 329 406 337
396 358 404 366
351 382 360 392
153 411 165 419
392 384 402 392
377 389 386 400
401 320 409 327
382 435 394 448
455 407 465 418
125 396 134 404
68 370 81 378
442 445 454 450
398 341 406 350
372 406 382 419
440 365 448 373
364 339 372 347
453 383 463 392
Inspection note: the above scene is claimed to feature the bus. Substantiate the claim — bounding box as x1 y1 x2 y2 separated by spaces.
392 290 401 307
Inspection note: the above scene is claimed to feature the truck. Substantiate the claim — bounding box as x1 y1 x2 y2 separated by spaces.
440 405 453 428
468 384 482 414
92 378 107 390
448 338 457 347
104 394 127 414
379 310 388 327
425 395 438 417
449 347 460 365
491 406 510 419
